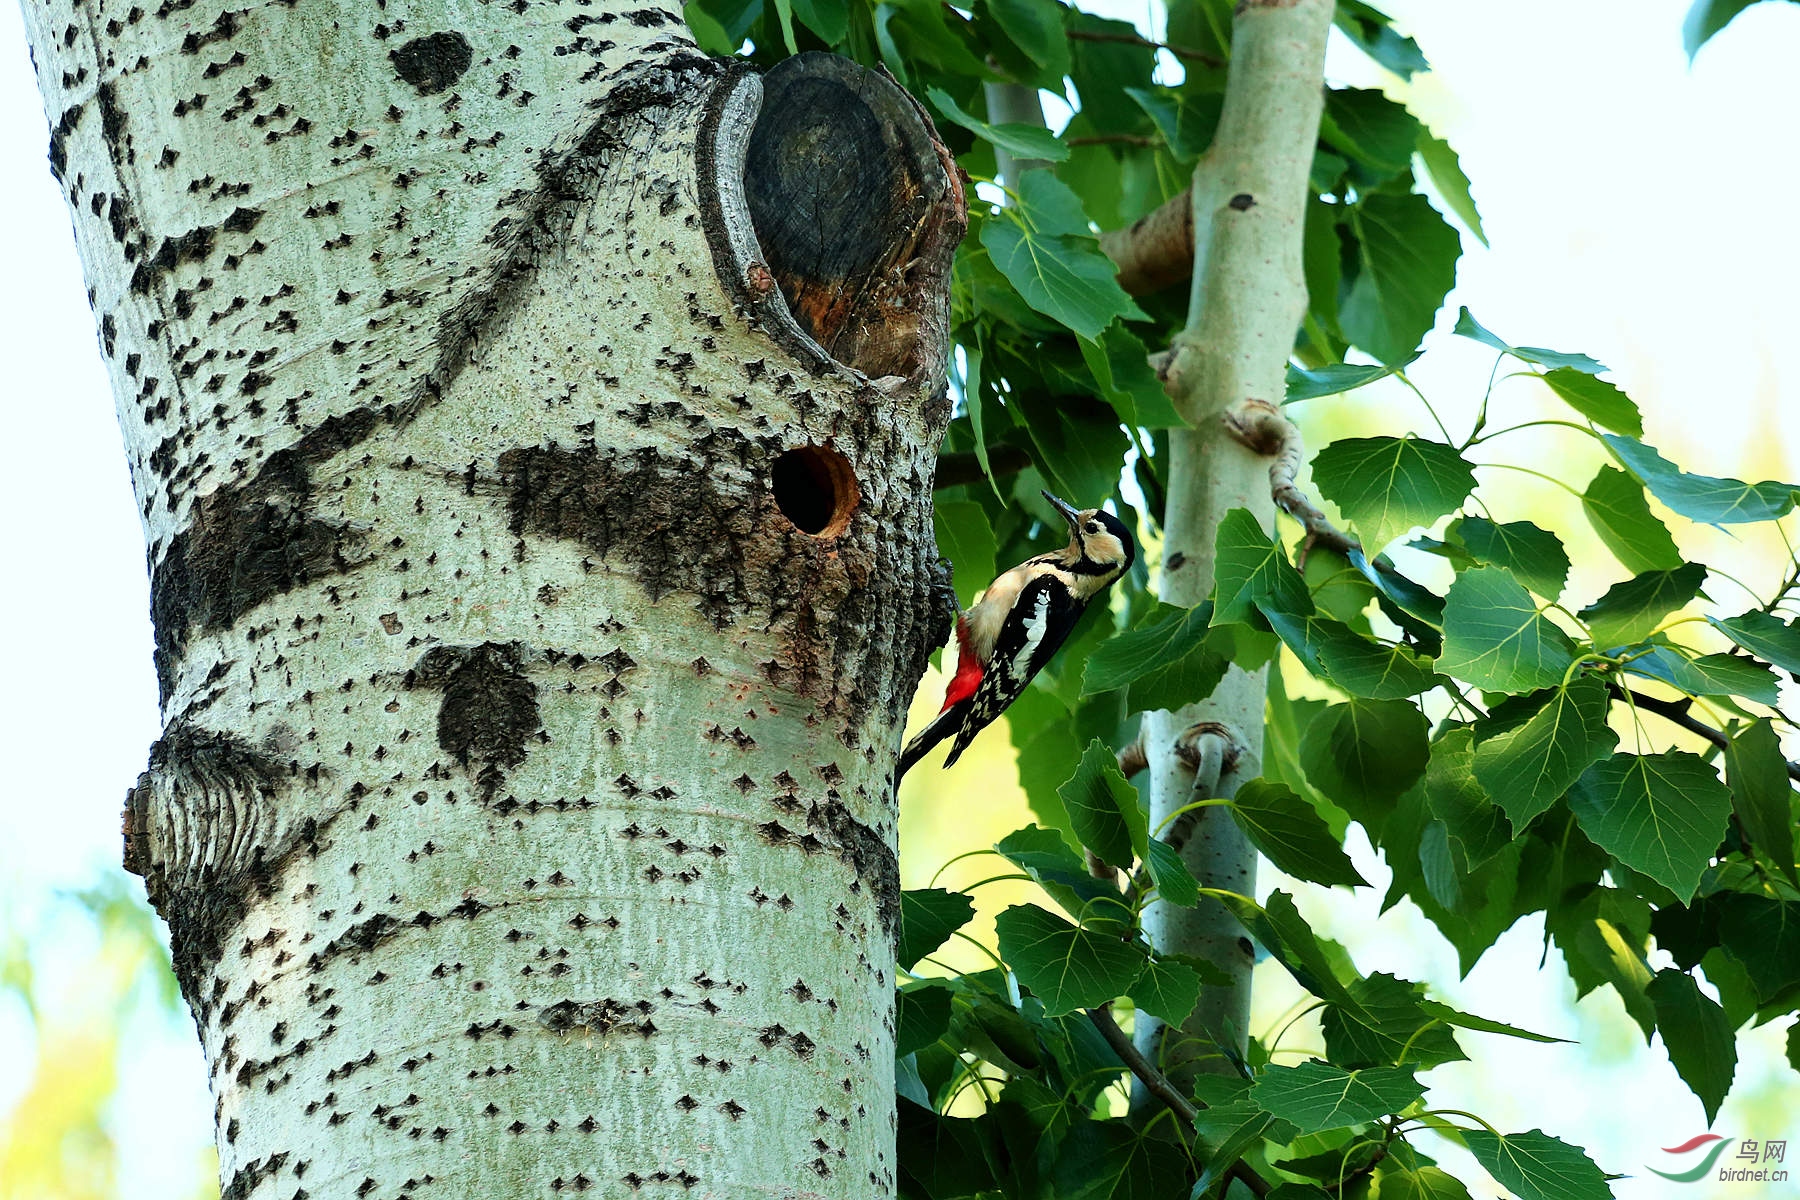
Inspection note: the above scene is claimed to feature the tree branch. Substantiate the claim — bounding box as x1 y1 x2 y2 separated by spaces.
1220 398 1358 563
1617 686 1800 783
1087 1006 1271 1198
1099 185 1195 297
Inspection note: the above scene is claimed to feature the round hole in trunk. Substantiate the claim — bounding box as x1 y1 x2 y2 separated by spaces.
772 445 858 538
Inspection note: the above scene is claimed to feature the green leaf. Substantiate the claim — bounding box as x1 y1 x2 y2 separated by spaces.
995 904 1147 1016
1060 738 1147 867
1126 957 1203 1024
981 175 1147 340
681 0 739 53
1228 890 1365 1012
1717 895 1800 1003
1604 434 1800 525
1264 611 1437 699
988 0 1071 78
1230 778 1367 887
1285 362 1393 403
1214 508 1312 625
1299 700 1430 821
958 340 999 497
1079 325 1183 428
791 0 848 42
1542 368 1642 437
1472 677 1618 829
1249 1062 1423 1132
1082 602 1229 714
1415 999 1569 1043
1340 194 1462 365
927 87 1071 163
1321 89 1422 177
1449 517 1570 600
1578 562 1707 648
769 0 798 52
1144 839 1200 908
995 824 1123 918
1452 309 1609 373
1625 644 1782 706
1124 87 1222 162
1424 728 1513 868
1333 0 1430 79
1376 1166 1475 1200
1463 1130 1611 1200
1581 464 1684 574
899 889 977 970
1311 436 1476 549
1548 888 1657 1035
1707 610 1800 673
1646 968 1737 1123
1684 0 1784 58
1725 719 1798 885
1568 752 1734 902
1321 972 1466 1069
1416 133 1486 247
1052 1119 1192 1200
934 500 1000 609
1438 566 1580 692
896 981 954 1056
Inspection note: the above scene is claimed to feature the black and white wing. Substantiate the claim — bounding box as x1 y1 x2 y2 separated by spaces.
941 574 1080 768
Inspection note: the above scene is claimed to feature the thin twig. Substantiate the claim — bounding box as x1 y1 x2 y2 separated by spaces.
1067 134 1162 148
1618 685 1800 783
1220 399 1359 565
1087 1006 1271 1198
1066 28 1226 68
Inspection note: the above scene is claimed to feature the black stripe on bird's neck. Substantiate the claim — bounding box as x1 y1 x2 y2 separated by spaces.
1063 557 1120 577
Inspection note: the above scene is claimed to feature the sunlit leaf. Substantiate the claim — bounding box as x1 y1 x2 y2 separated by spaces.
1214 507 1311 625
1230 778 1367 887
1452 308 1608 373
1568 751 1733 902
1624 644 1781 706
995 904 1147 1016
1462 1129 1611 1200
1312 436 1476 549
1249 1061 1423 1132
1450 517 1570 600
1437 566 1579 692
1646 968 1736 1124
1541 368 1642 436
1707 611 1800 674
1285 362 1392 403
1417 133 1485 247
1578 562 1707 648
1341 195 1462 365
1581 464 1684 574
1127 957 1202 1023
1472 677 1617 829
1604 434 1799 525
1724 719 1798 885
1060 738 1147 867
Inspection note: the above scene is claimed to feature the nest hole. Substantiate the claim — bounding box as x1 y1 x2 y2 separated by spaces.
772 446 858 538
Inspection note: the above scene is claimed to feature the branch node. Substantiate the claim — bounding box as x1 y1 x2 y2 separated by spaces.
1220 399 1359 567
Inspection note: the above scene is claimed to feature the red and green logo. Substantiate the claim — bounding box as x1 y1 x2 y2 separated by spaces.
1651 1134 1735 1183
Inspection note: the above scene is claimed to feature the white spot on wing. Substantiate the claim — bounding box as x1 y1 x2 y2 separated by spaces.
1011 590 1051 678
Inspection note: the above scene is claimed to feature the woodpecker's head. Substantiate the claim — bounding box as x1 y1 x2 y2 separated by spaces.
1043 490 1136 590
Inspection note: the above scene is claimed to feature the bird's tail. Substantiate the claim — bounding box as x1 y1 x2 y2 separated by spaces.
896 702 969 782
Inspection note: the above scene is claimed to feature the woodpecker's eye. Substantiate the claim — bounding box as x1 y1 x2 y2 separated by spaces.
1085 521 1100 533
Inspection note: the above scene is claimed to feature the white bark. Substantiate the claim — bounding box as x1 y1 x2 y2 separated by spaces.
1137 0 1332 1081
24 1 961 1194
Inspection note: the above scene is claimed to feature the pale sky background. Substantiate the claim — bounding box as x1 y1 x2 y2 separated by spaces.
2 0 1798 1196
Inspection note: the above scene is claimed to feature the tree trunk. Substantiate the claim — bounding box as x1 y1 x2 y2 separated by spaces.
22 1 962 1194
1135 0 1331 1082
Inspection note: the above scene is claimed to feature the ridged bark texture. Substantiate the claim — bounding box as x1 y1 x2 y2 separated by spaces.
24 1 962 1195
1137 0 1332 1082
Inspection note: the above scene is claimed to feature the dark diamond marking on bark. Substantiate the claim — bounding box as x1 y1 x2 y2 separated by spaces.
413 642 540 802
389 31 473 94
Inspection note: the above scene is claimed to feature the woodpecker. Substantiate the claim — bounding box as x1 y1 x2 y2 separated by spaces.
898 490 1135 779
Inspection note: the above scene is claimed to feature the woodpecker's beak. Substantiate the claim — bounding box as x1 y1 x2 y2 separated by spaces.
1042 490 1082 532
